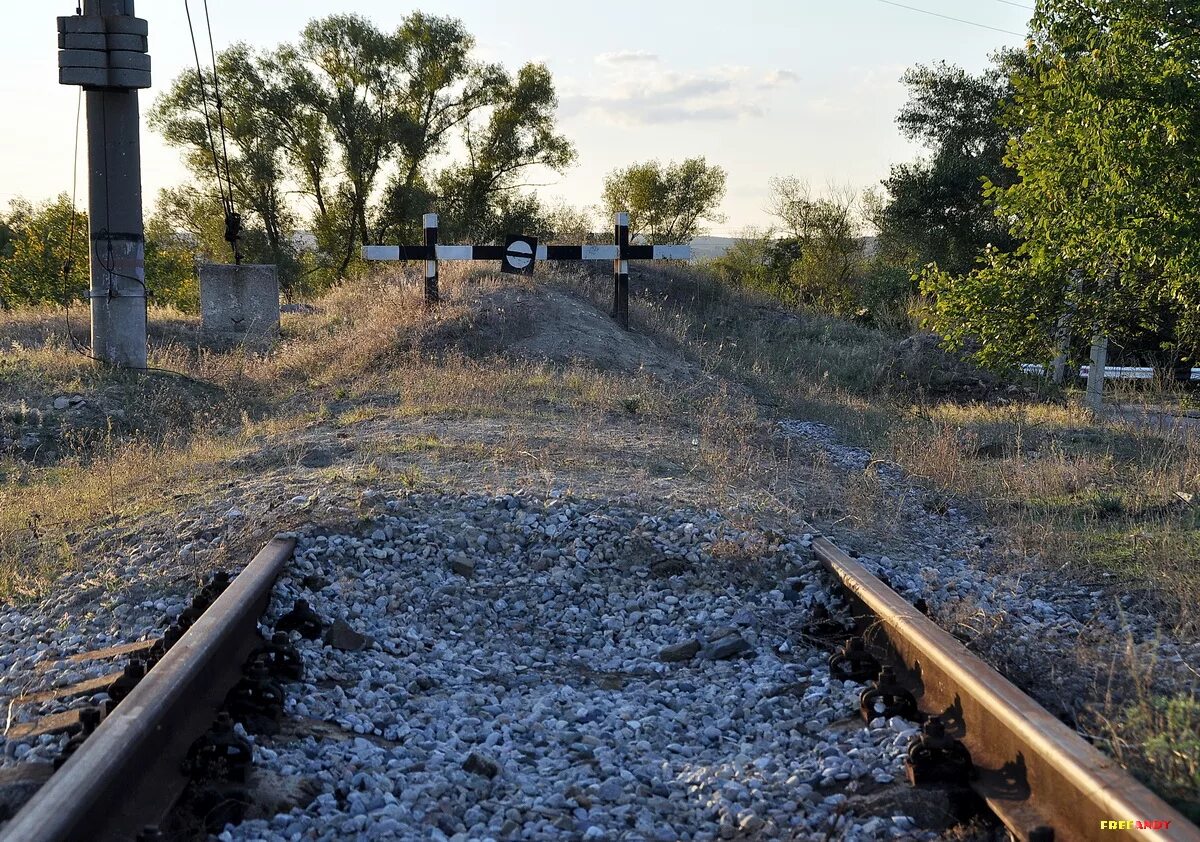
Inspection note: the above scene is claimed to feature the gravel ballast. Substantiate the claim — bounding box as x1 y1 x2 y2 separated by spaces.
2 417 1195 839
227 490 932 841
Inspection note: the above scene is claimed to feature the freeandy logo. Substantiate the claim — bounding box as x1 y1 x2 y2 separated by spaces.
1099 820 1172 831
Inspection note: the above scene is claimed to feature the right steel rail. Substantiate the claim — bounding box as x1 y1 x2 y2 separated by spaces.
814 537 1199 842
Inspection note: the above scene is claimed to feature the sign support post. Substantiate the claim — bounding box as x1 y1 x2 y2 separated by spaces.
423 213 439 305
613 213 630 330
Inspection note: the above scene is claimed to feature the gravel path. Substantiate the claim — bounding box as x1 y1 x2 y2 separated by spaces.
226 490 932 842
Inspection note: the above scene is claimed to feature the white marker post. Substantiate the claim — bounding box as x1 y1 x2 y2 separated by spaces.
423 213 438 305
613 212 630 329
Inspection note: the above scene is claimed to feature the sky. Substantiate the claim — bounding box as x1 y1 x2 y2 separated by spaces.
1 1 1032 235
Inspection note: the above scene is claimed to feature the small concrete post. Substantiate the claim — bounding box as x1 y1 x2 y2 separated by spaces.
1051 319 1072 384
198 264 280 345
59 1 153 368
1086 335 1108 411
613 212 630 330
424 213 439 305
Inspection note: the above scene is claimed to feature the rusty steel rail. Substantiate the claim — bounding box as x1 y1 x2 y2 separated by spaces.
814 537 1199 842
1 537 295 842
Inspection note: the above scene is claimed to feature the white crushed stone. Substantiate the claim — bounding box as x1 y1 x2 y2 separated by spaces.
3 418 1191 839
224 491 933 841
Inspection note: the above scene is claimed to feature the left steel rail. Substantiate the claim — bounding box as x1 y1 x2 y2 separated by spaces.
0 537 295 842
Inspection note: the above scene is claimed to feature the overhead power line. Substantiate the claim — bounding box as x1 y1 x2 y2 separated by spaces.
872 0 1028 37
183 0 242 263
993 0 1035 9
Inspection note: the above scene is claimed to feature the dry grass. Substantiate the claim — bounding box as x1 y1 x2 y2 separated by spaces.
882 403 1200 630
4 260 1197 817
563 264 1200 631
0 263 773 604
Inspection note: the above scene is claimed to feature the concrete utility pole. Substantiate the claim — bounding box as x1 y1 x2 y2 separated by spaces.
58 1 151 369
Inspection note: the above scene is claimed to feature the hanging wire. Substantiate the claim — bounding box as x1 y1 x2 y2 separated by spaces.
183 0 240 263
203 0 236 214
63 86 89 355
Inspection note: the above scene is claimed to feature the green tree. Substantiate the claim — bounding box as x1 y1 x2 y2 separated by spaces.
541 200 597 244
150 186 229 262
0 195 89 309
765 179 867 315
151 13 574 281
0 219 13 262
601 158 726 243
709 229 798 300
434 63 576 242
872 51 1023 277
144 223 198 312
923 1 1200 371
148 46 298 281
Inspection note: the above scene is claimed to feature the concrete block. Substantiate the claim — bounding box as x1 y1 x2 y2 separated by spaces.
106 33 147 52
61 33 107 50
59 16 105 34
59 66 109 87
101 15 148 36
59 49 109 68
108 51 151 71
199 264 280 344
106 68 152 90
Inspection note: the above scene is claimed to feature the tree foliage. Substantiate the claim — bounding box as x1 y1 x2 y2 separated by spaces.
150 13 574 288
923 0 1200 369
601 158 726 243
872 52 1023 277
149 46 298 278
540 200 598 245
710 182 911 326
0 195 202 311
435 63 576 242
765 179 866 315
0 195 89 309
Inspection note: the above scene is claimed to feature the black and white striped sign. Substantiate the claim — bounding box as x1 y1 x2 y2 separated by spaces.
363 212 689 328
362 243 691 262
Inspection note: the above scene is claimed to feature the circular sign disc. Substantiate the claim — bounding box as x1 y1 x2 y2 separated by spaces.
506 240 534 270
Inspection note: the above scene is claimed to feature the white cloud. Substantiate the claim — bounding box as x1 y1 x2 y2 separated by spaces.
594 50 661 67
759 69 800 89
562 64 780 126
803 65 907 116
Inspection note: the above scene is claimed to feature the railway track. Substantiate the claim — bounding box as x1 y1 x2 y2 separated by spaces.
0 538 296 842
0 522 1196 840
814 538 1199 842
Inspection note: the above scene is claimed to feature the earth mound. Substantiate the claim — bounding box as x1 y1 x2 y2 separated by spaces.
423 283 700 383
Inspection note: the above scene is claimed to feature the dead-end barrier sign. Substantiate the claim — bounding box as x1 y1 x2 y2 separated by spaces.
362 213 690 330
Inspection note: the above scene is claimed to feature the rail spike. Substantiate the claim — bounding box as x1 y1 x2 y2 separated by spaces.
249 632 304 682
859 666 918 722
904 716 974 786
828 637 880 683
183 713 253 783
226 660 285 733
